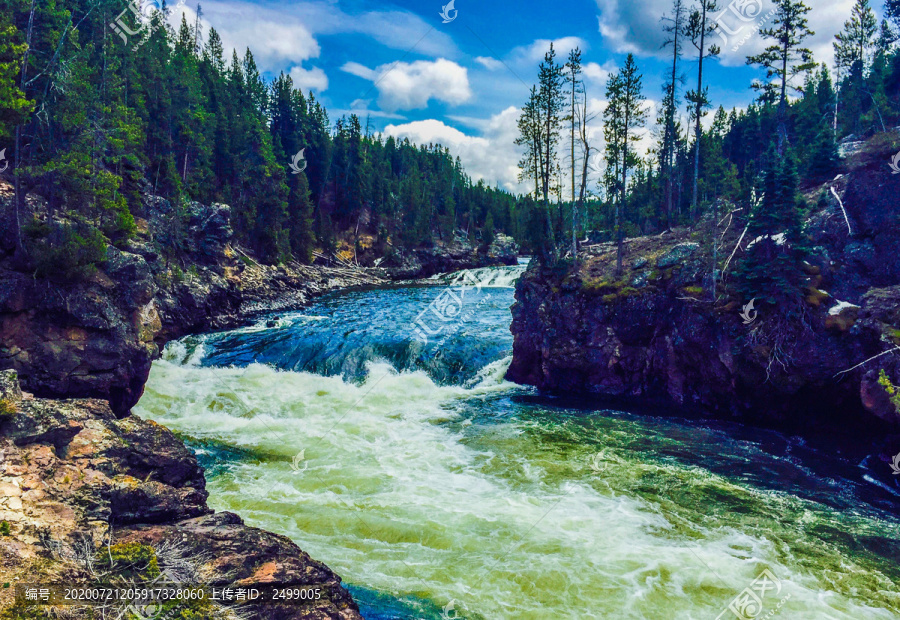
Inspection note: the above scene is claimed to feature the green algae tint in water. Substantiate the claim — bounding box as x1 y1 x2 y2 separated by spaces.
136 266 900 619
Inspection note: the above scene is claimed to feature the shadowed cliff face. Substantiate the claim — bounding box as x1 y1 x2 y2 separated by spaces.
507 136 900 431
0 184 243 415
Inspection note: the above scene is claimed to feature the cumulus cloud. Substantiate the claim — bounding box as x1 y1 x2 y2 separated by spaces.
510 36 590 65
584 60 617 86
384 98 659 196
171 3 320 71
717 0 857 69
341 59 472 112
172 1 458 63
595 0 672 56
594 0 858 71
475 56 505 71
385 108 523 191
289 66 328 92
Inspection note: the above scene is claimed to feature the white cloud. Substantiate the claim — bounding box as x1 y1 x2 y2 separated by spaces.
349 11 459 58
584 60 617 86
595 0 672 56
511 36 589 65
171 4 320 71
289 66 328 92
172 1 459 64
594 0 859 72
475 56 505 71
385 108 523 192
341 59 472 112
717 0 857 70
341 62 378 81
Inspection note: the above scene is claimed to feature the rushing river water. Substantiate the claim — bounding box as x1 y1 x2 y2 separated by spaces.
136 263 900 619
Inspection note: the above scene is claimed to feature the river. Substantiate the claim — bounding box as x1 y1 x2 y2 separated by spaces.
135 262 900 619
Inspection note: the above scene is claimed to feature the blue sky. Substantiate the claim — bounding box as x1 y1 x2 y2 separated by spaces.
171 0 871 193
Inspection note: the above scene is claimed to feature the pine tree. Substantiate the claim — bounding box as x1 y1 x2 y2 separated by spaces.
736 148 807 306
0 15 32 137
834 0 878 135
888 0 900 30
660 0 687 229
538 44 564 243
604 55 647 275
686 0 721 222
834 0 878 69
746 0 815 149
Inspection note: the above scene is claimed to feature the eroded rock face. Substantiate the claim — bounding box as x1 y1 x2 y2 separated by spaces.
0 370 361 619
507 138 900 430
119 513 361 620
0 186 242 415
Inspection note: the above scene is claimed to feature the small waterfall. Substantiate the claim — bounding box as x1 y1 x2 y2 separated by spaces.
425 263 528 288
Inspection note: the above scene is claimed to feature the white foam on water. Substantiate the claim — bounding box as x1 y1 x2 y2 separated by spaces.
137 356 900 619
426 264 527 289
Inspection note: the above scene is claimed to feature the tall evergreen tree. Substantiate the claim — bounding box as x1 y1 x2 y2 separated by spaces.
746 0 815 149
604 55 647 275
565 47 584 255
660 0 687 230
538 44 565 244
686 0 721 222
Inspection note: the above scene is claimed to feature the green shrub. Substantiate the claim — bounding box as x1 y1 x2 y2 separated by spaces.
30 221 108 281
99 543 160 580
0 398 15 419
172 265 185 284
877 369 900 412
0 521 10 536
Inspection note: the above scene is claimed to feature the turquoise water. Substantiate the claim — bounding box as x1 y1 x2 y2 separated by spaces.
136 264 900 619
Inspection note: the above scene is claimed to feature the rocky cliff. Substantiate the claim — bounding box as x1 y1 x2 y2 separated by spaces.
507 135 900 435
0 369 361 619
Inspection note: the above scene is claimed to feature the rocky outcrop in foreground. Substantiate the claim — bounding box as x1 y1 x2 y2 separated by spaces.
0 370 361 619
507 135 900 433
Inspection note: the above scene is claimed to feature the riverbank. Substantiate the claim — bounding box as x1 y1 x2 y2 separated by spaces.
0 181 513 619
506 134 900 478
